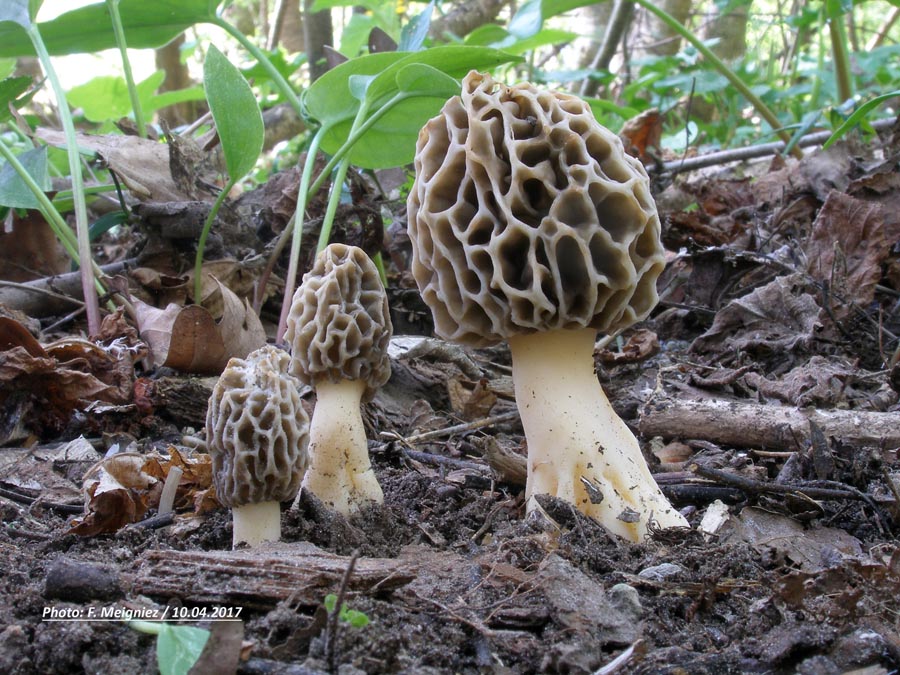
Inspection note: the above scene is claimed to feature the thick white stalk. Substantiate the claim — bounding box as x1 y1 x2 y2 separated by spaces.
232 500 281 548
302 378 383 514
508 328 687 541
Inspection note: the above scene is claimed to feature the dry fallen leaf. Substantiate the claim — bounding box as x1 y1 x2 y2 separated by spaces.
806 190 889 317
142 446 216 513
691 274 824 357
69 454 158 536
35 128 190 203
598 329 659 365
447 377 497 420
134 277 265 374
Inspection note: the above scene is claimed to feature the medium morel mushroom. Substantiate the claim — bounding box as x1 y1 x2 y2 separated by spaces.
206 345 310 547
406 71 688 541
285 243 392 514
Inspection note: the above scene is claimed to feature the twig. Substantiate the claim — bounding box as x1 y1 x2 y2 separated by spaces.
380 411 519 446
0 486 83 514
398 448 491 474
324 549 359 674
657 116 898 175
593 640 644 675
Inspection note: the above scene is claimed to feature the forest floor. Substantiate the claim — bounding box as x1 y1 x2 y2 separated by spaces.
1 124 900 675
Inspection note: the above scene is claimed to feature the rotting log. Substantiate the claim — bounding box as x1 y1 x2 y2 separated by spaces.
640 397 900 450
131 542 416 609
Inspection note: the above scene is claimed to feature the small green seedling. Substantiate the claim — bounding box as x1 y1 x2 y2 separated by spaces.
128 620 210 675
323 593 370 629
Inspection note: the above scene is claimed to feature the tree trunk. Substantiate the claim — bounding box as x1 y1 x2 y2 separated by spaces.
703 0 751 60
154 34 199 128
303 0 334 81
429 0 509 41
631 0 692 59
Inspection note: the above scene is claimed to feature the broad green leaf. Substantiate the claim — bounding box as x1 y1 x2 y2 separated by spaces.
155 624 210 675
0 76 33 123
204 45 264 180
67 71 205 123
395 63 459 98
0 0 31 30
584 98 639 126
0 146 50 209
0 0 216 58
313 46 518 168
338 13 379 58
463 25 510 46
303 51 408 127
398 0 434 52
824 90 900 149
345 610 370 628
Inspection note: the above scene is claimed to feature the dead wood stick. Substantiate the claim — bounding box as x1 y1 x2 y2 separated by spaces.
380 410 519 445
0 259 133 317
639 397 900 450
658 117 898 175
132 543 415 609
691 463 870 501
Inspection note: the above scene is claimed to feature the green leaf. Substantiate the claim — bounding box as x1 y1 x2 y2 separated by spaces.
344 610 370 629
89 210 128 241
0 0 31 29
0 146 50 209
323 594 337 613
507 0 596 39
0 76 33 122
67 71 205 123
824 90 900 149
398 0 434 52
0 0 216 58
395 63 459 97
304 46 518 168
155 624 210 675
204 44 264 180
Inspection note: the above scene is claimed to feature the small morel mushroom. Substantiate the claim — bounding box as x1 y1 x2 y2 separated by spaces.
406 71 688 541
285 243 392 514
206 345 310 548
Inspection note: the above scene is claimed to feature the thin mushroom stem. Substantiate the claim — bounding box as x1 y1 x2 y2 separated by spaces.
232 500 281 548
301 378 383 514
508 327 687 541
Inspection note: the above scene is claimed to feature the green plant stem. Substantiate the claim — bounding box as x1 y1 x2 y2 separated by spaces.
276 127 325 342
106 0 146 138
193 181 233 303
309 92 408 195
828 11 854 103
28 25 102 334
632 0 801 158
127 620 162 635
317 154 352 253
211 16 304 118
0 138 111 300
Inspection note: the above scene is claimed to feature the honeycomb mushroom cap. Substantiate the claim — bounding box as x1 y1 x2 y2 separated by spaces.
285 244 392 400
407 71 666 347
206 345 310 508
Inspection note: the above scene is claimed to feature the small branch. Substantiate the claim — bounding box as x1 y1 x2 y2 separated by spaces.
658 116 899 175
382 410 519 446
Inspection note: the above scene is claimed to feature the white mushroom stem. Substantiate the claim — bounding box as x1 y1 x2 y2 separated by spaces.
232 501 281 548
508 327 688 541
301 378 383 514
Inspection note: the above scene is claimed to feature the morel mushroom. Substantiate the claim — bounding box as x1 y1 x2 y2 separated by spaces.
285 244 391 514
406 71 687 541
206 345 310 547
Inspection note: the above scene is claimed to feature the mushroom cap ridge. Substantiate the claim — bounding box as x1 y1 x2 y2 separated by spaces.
407 70 666 347
206 345 310 507
286 243 392 400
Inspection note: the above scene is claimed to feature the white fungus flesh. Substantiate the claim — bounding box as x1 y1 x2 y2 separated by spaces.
406 71 687 541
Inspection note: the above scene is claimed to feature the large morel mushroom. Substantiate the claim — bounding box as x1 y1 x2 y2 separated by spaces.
206 345 310 547
285 243 392 514
407 71 687 541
